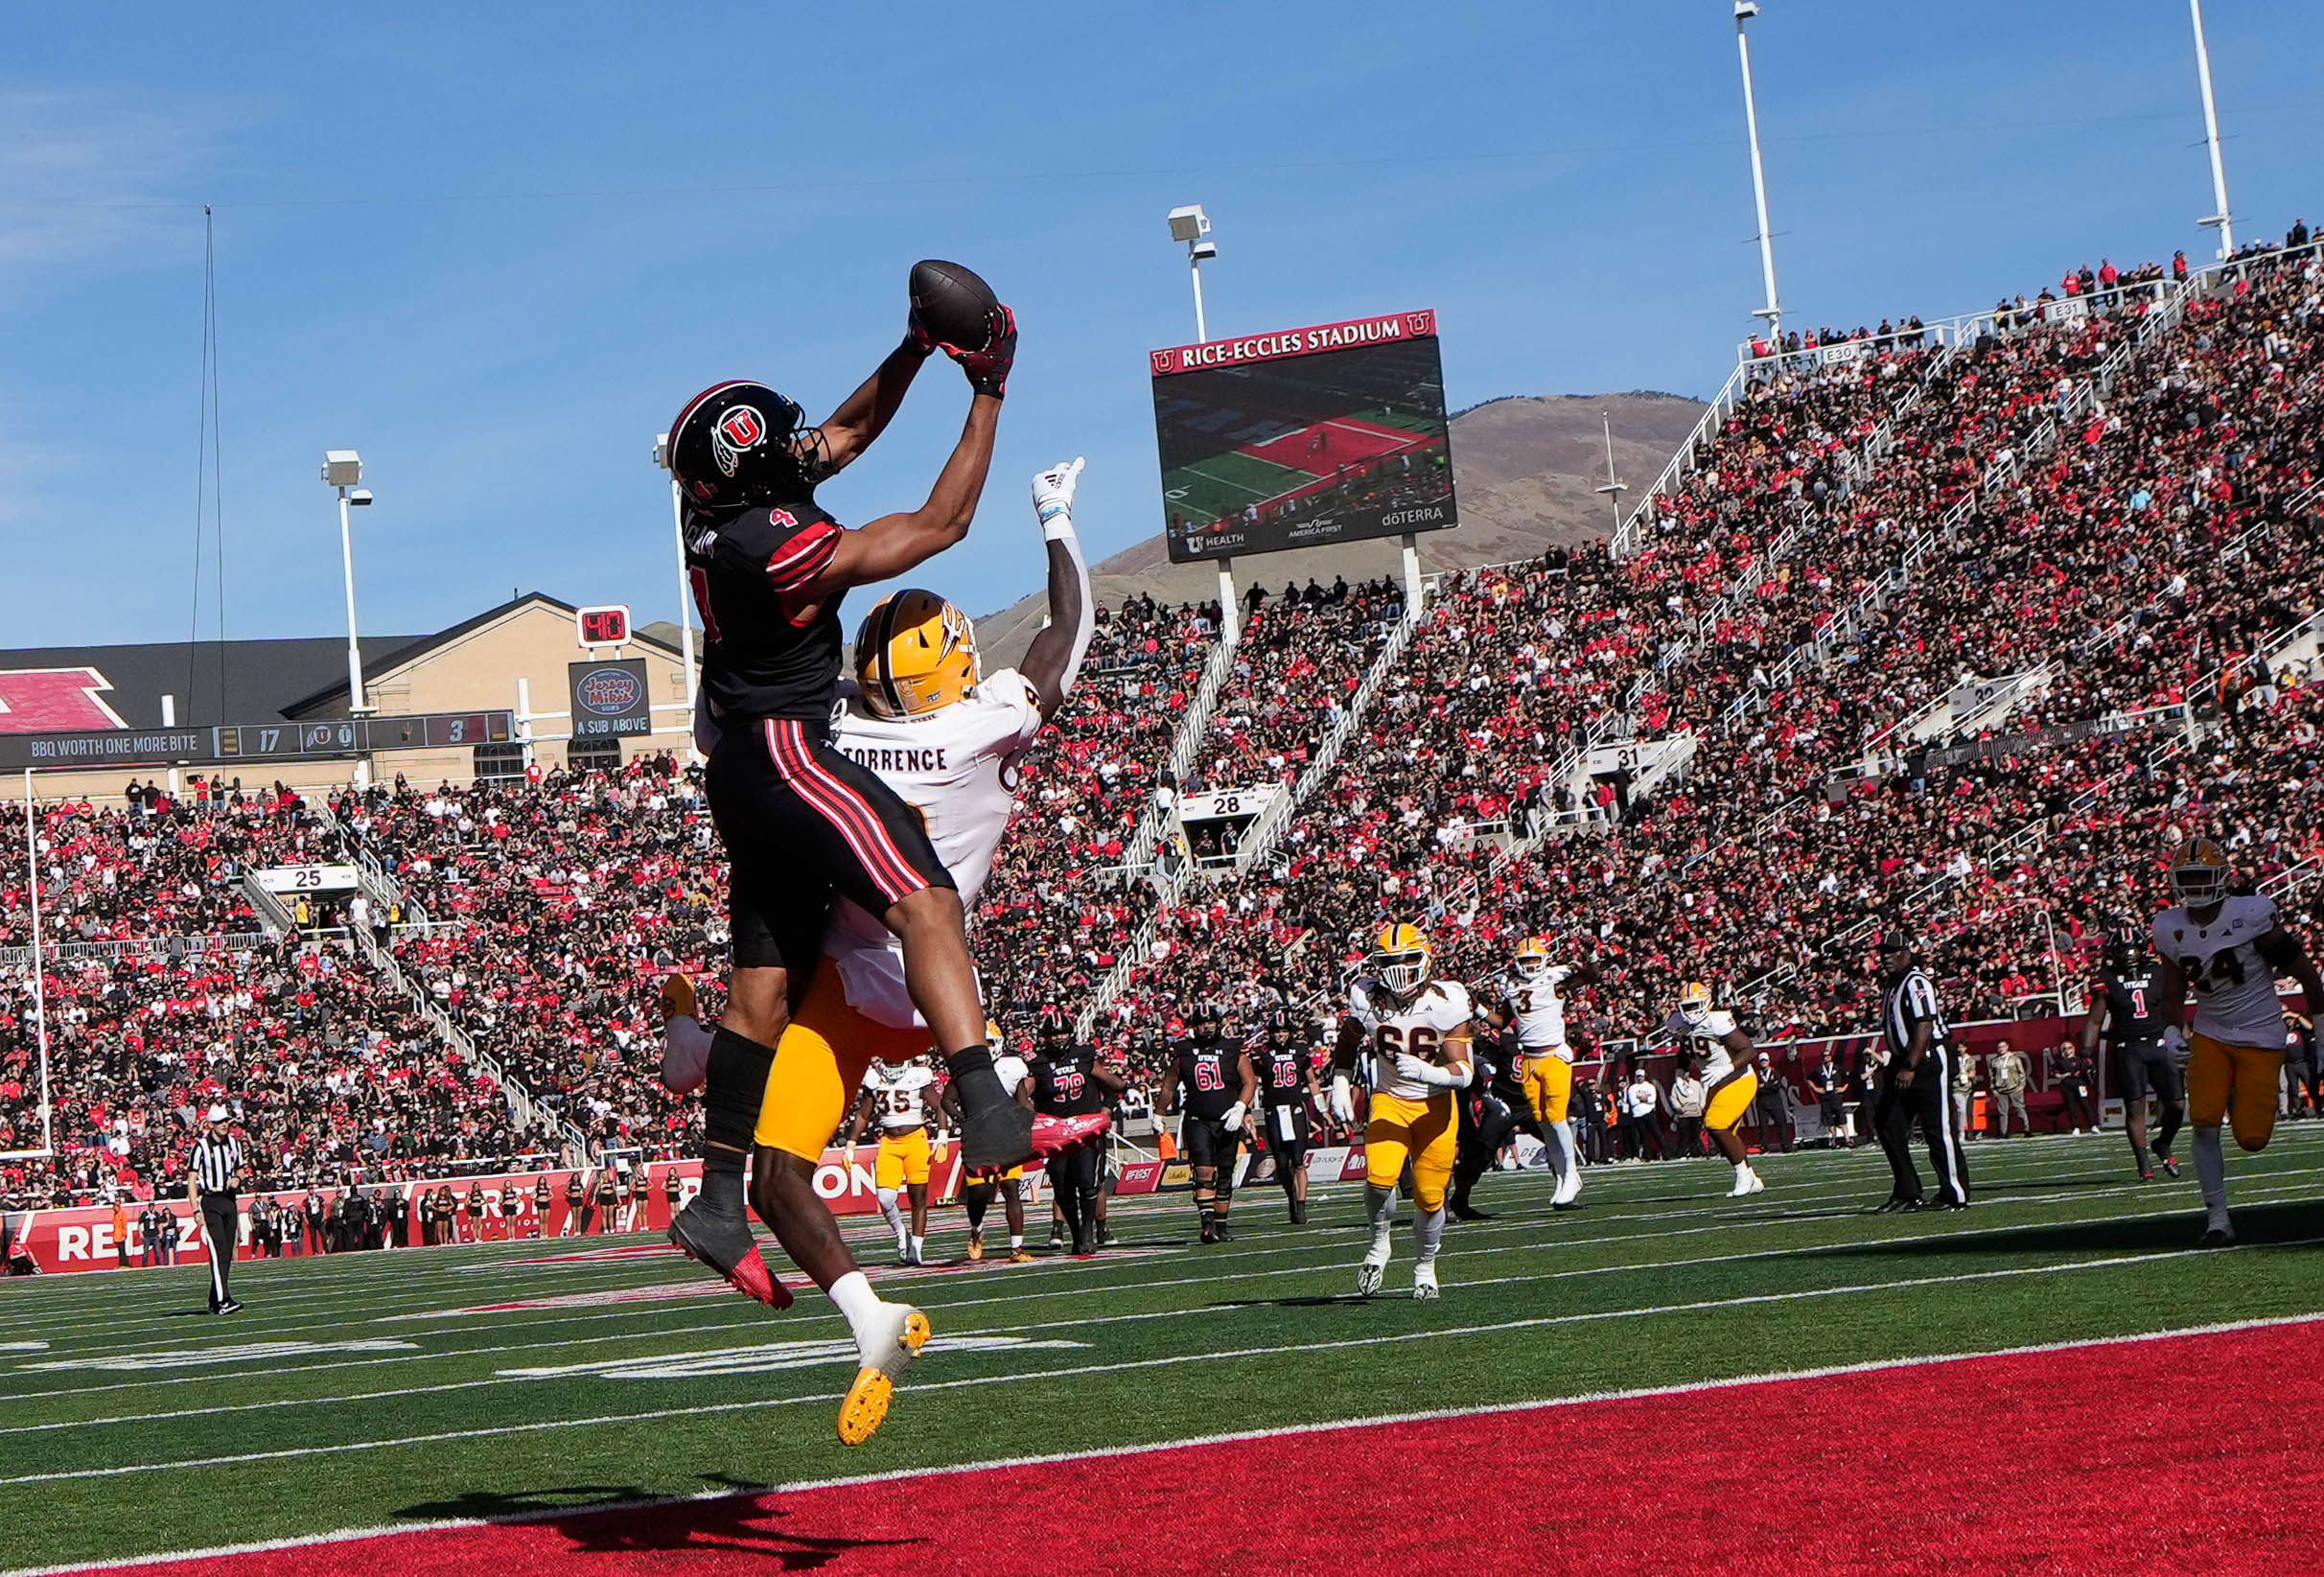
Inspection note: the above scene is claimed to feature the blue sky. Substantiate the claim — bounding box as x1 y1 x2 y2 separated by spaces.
4 1 2319 652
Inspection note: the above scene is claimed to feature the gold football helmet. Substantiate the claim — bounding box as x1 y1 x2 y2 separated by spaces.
1369 923 1433 997
1513 936 1553 984
1677 980 1715 1029
2169 836 2232 910
856 589 980 718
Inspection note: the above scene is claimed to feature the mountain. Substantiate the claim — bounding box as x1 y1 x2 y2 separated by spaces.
973 390 1705 662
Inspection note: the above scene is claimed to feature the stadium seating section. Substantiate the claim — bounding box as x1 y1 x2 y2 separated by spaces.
5 237 2318 1206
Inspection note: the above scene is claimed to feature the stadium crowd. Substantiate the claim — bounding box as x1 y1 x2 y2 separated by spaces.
5 235 2318 1205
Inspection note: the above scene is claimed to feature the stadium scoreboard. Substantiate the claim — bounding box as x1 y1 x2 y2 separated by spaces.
1150 309 1459 565
1 710 516 771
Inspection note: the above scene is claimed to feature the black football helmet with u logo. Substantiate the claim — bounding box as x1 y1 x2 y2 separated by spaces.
665 380 831 510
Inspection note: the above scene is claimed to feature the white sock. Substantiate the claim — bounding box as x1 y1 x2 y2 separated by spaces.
2193 1127 2230 1226
876 1188 903 1238
909 1233 925 1262
1010 1234 1024 1250
828 1270 887 1363
1554 1120 1579 1191
1364 1184 1395 1258
1413 1206 1446 1266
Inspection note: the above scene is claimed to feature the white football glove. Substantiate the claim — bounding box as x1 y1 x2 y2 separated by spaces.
1394 1052 1460 1088
1328 1073 1357 1125
1222 1100 1247 1133
1032 456 1085 536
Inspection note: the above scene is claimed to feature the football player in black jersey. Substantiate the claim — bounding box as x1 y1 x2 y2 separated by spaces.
1033 1021 1125 1257
2081 931 2184 1180
1451 1001 1526 1221
663 295 1038 1305
1162 1009 1259 1242
1255 1011 1326 1223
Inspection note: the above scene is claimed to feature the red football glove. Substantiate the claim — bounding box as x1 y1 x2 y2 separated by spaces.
950 304 1016 399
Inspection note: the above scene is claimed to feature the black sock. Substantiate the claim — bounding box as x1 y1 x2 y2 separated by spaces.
964 1184 992 1231
704 1027 776 1154
2154 1107 2183 1156
1078 1189 1101 1238
943 1045 1008 1115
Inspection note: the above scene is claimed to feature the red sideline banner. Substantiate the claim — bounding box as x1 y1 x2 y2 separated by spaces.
1 1140 1099 1276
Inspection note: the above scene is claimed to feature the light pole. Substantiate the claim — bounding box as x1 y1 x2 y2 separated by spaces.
654 432 701 740
1733 2 1783 343
1168 203 1216 344
322 450 373 786
1168 203 1241 642
2188 0 2237 259
1594 410 1629 537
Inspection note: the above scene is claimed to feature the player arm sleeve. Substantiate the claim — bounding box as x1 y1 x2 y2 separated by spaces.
1021 494 1093 717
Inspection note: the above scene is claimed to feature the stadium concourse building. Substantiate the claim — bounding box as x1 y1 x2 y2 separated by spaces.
0 591 692 801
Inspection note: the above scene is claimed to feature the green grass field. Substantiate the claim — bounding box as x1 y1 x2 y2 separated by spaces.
9 1127 2324 1571
1162 449 1313 522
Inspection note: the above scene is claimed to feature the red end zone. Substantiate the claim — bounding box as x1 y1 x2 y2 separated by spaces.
65 1320 2324 1577
1240 416 1418 472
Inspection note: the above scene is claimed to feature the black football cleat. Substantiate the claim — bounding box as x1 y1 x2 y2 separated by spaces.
1450 1203 1491 1222
1212 1219 1234 1242
2159 1152 2181 1179
1071 1233 1097 1258
1198 1218 1217 1244
1099 1223 1119 1246
217 1298 244 1315
668 1198 793 1310
1289 1200 1309 1225
2197 1223 2235 1248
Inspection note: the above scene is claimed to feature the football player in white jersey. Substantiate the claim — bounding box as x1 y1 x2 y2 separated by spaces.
2150 838 2324 1246
943 1020 1037 1263
1668 981 1766 1198
1501 937 1598 1210
661 459 1107 1444
1331 923 1475 1300
842 1055 941 1265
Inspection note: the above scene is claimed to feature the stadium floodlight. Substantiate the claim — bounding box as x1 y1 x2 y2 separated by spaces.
1595 411 1629 534
322 451 372 739
2187 0 2236 259
652 430 700 730
1732 1 1782 338
1169 204 1216 342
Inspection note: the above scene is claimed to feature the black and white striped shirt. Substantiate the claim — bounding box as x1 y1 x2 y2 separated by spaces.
190 1132 244 1196
1881 968 1952 1060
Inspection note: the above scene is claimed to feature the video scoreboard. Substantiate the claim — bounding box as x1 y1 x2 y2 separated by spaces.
0 710 515 772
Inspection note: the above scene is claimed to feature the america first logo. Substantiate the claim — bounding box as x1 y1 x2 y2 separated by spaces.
577 668 643 716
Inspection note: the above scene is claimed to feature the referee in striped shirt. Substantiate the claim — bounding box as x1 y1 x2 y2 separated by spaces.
1872 931 1970 1212
188 1105 245 1314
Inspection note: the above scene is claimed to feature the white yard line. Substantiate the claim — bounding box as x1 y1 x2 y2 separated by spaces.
9 1158 2308 1404
18 1174 2313 1437
9 1309 2321 1577
6 1231 2317 1490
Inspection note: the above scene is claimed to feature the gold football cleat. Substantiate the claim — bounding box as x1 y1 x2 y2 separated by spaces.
837 1307 932 1447
966 1229 985 1262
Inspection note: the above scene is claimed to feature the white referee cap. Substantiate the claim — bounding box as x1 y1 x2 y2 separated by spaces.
205 1103 228 1122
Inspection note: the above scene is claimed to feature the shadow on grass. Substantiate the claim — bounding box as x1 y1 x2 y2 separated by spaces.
1813 1200 2322 1262
397 1480 928 1565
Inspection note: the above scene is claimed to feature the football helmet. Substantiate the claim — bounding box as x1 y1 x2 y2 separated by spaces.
666 381 826 511
985 1018 1005 1055
856 589 981 719
1267 1010 1297 1046
1369 923 1433 997
1513 936 1553 984
1677 980 1715 1030
2169 836 2232 910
